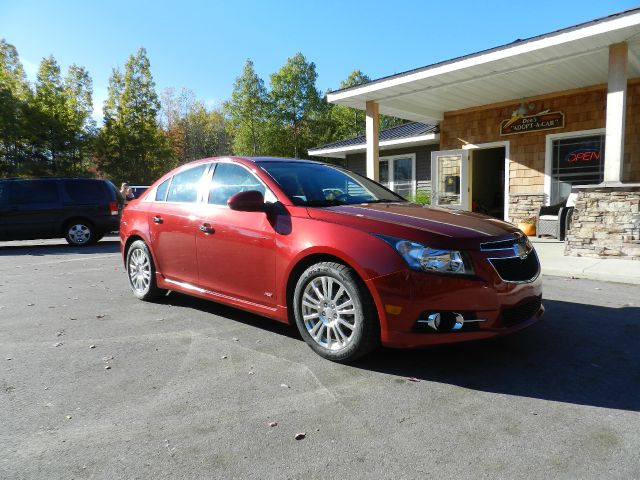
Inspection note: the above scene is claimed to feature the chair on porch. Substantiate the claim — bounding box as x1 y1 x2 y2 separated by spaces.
537 193 577 240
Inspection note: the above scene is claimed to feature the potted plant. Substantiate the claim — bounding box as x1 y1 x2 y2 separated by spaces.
517 217 536 236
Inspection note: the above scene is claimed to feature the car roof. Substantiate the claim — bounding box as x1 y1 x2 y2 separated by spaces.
0 177 108 182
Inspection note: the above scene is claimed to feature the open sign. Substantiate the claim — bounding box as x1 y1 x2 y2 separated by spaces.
565 149 601 164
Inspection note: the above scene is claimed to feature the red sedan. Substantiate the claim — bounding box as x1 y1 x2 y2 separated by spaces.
120 157 543 362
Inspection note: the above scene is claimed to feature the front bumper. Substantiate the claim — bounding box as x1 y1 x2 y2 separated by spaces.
366 250 544 348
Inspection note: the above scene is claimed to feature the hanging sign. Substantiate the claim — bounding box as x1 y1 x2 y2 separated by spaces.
500 111 564 135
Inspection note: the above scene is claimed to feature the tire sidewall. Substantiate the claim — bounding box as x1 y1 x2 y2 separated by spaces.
293 263 371 362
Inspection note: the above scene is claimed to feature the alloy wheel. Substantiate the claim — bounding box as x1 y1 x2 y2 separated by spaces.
128 247 151 293
301 275 357 351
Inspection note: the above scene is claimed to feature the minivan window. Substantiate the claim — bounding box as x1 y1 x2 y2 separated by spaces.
64 180 105 203
9 180 59 204
166 164 207 203
209 163 274 205
155 178 171 201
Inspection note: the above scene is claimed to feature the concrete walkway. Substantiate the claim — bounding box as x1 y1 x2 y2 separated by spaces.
531 237 640 285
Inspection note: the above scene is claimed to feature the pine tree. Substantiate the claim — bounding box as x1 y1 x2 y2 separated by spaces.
0 39 31 176
224 59 268 156
95 48 168 184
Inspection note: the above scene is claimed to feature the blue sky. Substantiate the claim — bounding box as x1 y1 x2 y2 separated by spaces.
1 0 638 121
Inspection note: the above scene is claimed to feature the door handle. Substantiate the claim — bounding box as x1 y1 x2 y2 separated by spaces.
152 216 163 224
199 223 214 234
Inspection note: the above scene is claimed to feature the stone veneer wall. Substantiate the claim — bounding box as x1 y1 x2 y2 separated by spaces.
509 193 546 224
565 186 640 260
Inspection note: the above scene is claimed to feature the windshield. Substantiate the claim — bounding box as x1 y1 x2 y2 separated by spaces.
257 161 406 206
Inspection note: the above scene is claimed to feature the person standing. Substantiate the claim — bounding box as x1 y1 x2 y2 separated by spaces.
120 182 134 203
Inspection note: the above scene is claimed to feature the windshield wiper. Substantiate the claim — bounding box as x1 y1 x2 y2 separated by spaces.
304 199 347 207
364 199 401 204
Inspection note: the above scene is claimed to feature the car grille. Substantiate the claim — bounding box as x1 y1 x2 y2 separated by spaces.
502 295 542 327
488 250 540 282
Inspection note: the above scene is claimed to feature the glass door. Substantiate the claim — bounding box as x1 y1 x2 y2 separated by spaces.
378 155 415 198
430 149 469 210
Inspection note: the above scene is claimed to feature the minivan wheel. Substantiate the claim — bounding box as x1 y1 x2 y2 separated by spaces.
65 220 94 246
126 240 165 301
293 262 379 362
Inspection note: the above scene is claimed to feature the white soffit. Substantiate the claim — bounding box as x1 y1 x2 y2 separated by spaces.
327 10 640 122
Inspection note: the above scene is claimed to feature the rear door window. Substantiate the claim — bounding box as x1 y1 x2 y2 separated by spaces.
9 180 59 205
63 180 106 203
166 164 208 203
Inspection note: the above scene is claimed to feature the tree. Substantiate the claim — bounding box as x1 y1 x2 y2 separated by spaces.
224 59 268 155
327 70 371 139
63 64 95 174
269 52 323 158
95 48 169 184
0 39 31 176
161 87 231 163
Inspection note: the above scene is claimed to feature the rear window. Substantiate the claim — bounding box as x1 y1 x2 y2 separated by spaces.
9 180 59 205
0 182 7 204
63 180 106 203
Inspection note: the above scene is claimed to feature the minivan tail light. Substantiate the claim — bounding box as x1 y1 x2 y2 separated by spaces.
109 201 119 215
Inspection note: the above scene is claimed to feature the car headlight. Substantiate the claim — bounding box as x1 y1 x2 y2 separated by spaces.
375 235 473 275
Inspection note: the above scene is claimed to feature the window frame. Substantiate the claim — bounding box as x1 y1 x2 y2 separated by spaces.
378 153 417 198
544 128 605 205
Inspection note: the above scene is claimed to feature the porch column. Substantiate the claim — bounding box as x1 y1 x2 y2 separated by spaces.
365 100 379 181
604 42 628 183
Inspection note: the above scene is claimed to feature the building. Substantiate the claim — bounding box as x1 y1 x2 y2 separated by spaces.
309 8 640 259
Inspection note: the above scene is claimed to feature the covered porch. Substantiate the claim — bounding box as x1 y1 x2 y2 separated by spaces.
326 8 640 258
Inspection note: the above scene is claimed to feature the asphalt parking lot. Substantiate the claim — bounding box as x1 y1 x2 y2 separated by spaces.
1 236 639 479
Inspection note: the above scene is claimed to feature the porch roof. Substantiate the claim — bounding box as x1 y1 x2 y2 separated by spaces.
308 122 438 158
327 8 640 122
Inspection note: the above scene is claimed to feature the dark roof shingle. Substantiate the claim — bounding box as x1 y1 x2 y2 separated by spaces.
310 122 438 152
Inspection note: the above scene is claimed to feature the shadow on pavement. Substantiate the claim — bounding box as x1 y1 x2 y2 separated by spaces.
162 293 640 412
353 299 640 412
0 239 120 256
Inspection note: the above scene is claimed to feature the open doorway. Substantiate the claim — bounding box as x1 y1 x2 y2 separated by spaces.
470 147 505 219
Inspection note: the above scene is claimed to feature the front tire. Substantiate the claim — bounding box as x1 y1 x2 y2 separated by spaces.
293 262 379 362
126 240 165 301
65 220 95 246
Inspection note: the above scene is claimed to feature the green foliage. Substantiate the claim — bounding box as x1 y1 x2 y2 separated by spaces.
0 41 95 177
408 189 431 205
161 87 231 162
95 48 170 184
0 39 32 176
224 60 269 156
268 53 323 158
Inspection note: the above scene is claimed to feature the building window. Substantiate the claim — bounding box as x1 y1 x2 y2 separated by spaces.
550 134 604 204
379 154 416 198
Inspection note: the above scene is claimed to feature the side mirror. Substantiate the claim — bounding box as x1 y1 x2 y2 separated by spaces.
228 190 266 212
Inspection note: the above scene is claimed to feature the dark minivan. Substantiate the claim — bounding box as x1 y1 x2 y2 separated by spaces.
0 178 123 246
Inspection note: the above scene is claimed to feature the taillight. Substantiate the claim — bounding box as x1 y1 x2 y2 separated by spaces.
109 201 119 215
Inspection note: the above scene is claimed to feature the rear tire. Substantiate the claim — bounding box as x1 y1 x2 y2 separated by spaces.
64 220 95 246
293 262 379 362
126 240 165 301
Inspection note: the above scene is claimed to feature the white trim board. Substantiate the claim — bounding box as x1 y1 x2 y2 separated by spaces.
463 141 510 222
308 133 439 158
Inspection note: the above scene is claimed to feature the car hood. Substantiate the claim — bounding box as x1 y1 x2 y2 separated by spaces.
306 203 520 249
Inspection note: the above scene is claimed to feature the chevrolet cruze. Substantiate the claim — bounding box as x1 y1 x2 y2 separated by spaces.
120 157 543 362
